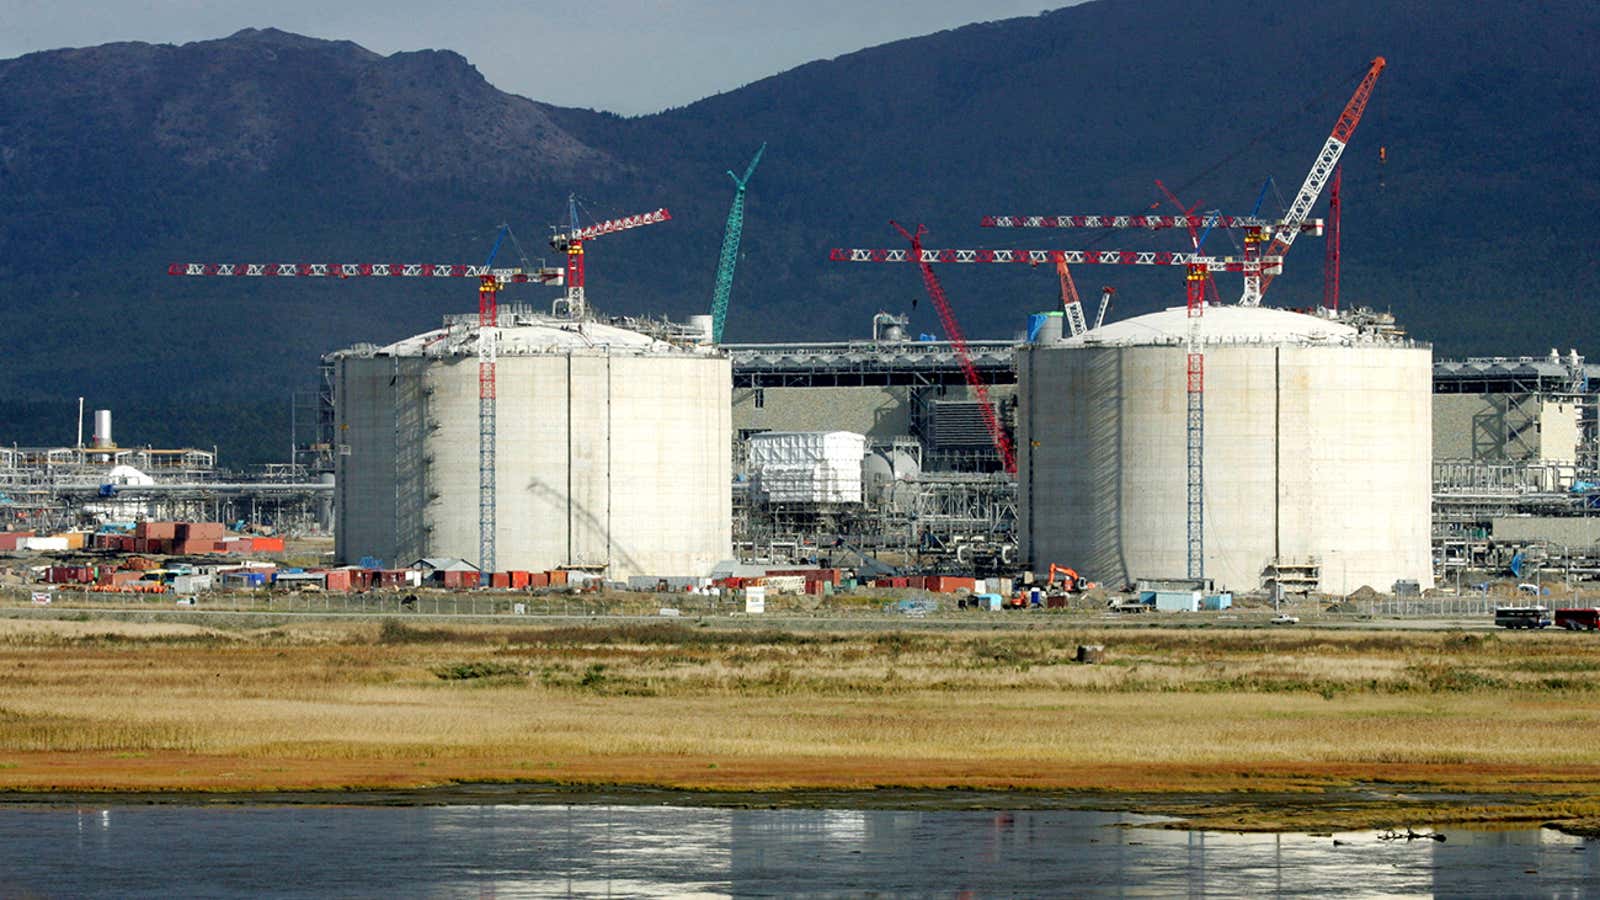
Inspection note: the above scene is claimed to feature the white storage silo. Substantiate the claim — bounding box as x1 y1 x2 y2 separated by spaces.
1017 305 1432 595
333 311 730 578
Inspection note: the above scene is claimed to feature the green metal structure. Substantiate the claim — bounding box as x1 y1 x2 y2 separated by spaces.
709 143 765 343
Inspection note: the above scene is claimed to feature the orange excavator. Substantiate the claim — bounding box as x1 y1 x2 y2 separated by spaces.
1048 564 1094 594
1007 564 1095 608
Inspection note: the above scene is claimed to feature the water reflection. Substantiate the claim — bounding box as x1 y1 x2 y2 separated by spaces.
0 804 1593 897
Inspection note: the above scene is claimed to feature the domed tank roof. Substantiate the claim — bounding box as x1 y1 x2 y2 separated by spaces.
1065 305 1358 346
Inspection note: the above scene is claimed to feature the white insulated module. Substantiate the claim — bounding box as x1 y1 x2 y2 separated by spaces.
332 312 730 578
1017 305 1433 595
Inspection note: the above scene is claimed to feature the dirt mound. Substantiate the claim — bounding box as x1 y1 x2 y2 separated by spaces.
1346 585 1381 604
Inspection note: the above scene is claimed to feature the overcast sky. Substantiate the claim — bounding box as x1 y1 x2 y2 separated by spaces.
0 1 1080 114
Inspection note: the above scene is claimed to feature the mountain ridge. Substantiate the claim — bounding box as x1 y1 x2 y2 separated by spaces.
1 0 1596 461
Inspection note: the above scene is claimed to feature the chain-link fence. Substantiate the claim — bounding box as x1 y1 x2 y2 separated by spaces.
0 583 1537 624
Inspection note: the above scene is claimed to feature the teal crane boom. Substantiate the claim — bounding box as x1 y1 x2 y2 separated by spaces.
709 144 765 342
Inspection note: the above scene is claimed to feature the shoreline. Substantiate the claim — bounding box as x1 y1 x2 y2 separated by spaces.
2 757 1599 837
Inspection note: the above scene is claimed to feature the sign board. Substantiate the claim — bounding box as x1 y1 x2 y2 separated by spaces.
745 585 766 615
513 603 527 615
31 591 51 605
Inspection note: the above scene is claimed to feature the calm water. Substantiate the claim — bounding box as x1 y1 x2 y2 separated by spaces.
0 803 1595 897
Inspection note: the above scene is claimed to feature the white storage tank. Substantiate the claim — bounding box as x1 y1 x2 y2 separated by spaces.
333 311 730 578
1017 305 1433 595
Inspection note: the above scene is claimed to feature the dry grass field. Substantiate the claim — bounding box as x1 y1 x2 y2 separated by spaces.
3 615 1600 831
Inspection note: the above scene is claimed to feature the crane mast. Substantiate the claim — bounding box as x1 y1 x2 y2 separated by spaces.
1184 263 1206 581
1323 166 1342 311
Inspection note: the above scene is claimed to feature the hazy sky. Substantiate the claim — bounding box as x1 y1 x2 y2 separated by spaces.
0 1 1077 114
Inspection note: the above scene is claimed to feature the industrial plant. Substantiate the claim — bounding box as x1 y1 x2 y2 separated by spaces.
9 54 1600 609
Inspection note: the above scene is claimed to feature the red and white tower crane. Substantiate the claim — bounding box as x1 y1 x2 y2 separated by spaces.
169 253 564 573
548 198 670 318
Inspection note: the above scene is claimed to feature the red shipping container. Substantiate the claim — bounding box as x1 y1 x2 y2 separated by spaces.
139 522 178 540
509 571 530 590
178 522 225 541
324 570 352 591
548 570 568 586
527 572 549 589
0 532 33 551
491 572 511 589
442 570 481 589
111 571 145 586
252 537 285 553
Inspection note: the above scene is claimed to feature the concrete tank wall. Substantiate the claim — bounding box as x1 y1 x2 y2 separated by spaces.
1018 340 1433 595
337 341 730 578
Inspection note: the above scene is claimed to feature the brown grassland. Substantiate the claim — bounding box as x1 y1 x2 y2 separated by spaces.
2 615 1600 832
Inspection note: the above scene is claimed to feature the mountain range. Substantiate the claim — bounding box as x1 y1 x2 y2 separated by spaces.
2 0 1596 462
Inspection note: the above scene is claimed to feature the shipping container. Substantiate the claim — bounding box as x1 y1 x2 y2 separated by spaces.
491 572 512 589
20 537 70 551
0 532 36 551
53 532 88 550
442 570 481 589
177 522 225 542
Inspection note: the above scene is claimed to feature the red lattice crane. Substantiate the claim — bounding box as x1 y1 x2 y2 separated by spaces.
1152 180 1222 306
888 222 1017 475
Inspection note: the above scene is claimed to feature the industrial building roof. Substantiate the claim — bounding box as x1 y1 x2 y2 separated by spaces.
1064 304 1360 346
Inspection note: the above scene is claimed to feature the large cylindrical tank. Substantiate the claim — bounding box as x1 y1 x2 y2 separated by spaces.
334 317 731 577
1017 305 1433 595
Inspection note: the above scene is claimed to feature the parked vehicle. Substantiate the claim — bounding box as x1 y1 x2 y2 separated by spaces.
1270 613 1300 625
1554 608 1600 631
1494 606 1552 629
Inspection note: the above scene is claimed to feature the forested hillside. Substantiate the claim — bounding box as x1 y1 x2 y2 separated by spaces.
2 0 1594 461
